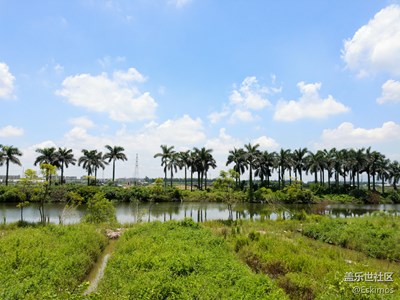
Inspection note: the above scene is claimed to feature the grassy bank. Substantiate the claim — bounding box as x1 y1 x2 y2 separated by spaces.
96 220 287 299
0 223 107 299
204 217 399 299
303 212 400 261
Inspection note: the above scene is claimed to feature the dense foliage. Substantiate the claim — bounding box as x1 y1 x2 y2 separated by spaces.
205 217 399 299
97 220 287 299
0 224 107 299
303 212 400 261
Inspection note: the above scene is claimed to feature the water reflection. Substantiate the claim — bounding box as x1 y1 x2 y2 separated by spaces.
0 202 399 224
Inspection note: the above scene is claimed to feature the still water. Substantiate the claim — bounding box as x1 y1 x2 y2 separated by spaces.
0 202 399 224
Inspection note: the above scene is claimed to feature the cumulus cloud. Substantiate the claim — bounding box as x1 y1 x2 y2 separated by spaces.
274 82 349 122
56 68 157 122
61 114 207 177
0 62 16 99
377 80 400 104
229 76 271 110
252 135 279 150
68 116 95 128
342 4 400 77
0 125 24 137
316 121 400 149
209 76 277 124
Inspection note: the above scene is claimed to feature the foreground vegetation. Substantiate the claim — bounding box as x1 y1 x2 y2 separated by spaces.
204 214 400 299
0 223 107 299
303 212 400 261
0 209 399 299
96 220 287 299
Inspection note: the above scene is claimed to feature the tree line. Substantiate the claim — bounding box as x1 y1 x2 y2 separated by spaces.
154 144 400 200
0 144 127 186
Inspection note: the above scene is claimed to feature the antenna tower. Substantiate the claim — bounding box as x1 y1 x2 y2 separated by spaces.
134 153 139 185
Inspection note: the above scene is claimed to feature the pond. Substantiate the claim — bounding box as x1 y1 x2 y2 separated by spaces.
0 202 399 224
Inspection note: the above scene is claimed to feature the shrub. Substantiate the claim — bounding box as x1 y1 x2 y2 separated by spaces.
83 192 116 224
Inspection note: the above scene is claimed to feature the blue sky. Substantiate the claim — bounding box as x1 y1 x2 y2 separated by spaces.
1 0 400 179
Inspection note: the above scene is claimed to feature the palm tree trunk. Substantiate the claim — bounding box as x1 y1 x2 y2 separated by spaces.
372 174 376 191
5 159 9 186
112 159 116 182
190 169 193 191
205 171 208 190
170 168 173 187
184 167 187 190
249 166 253 201
60 162 64 185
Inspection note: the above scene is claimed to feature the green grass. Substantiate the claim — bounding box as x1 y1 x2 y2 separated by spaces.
0 224 107 299
302 212 400 261
204 218 399 299
96 219 287 299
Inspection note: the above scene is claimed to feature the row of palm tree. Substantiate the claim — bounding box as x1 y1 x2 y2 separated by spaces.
226 145 400 194
0 144 127 186
154 145 217 190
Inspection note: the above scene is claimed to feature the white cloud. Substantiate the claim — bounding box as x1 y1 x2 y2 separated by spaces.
274 82 349 122
60 114 206 178
0 62 16 99
377 79 400 104
316 121 400 149
56 68 157 122
229 76 271 110
0 125 24 137
230 109 254 123
68 116 95 128
252 135 279 151
168 0 192 8
342 4 400 77
210 76 277 124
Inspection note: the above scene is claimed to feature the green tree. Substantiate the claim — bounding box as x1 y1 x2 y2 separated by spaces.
34 147 59 185
244 143 260 201
39 163 57 223
1 145 22 186
103 145 128 182
178 150 191 190
17 169 38 221
84 192 116 224
56 147 76 184
154 145 175 188
78 149 107 185
226 148 247 188
292 148 308 185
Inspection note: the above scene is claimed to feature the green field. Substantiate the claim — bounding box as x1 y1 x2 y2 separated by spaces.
0 224 107 300
96 220 287 299
0 214 399 299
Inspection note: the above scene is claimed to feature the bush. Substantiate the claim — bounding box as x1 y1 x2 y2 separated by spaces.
284 183 314 204
83 192 116 224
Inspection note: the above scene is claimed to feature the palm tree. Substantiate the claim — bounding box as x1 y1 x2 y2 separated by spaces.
292 148 308 185
244 143 260 201
277 148 291 188
78 149 106 185
104 145 128 182
388 161 400 190
154 145 175 188
166 152 181 187
306 150 323 185
226 148 247 188
254 151 275 188
56 147 76 184
179 150 191 190
1 145 22 186
34 147 59 184
192 147 215 189
376 155 390 194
